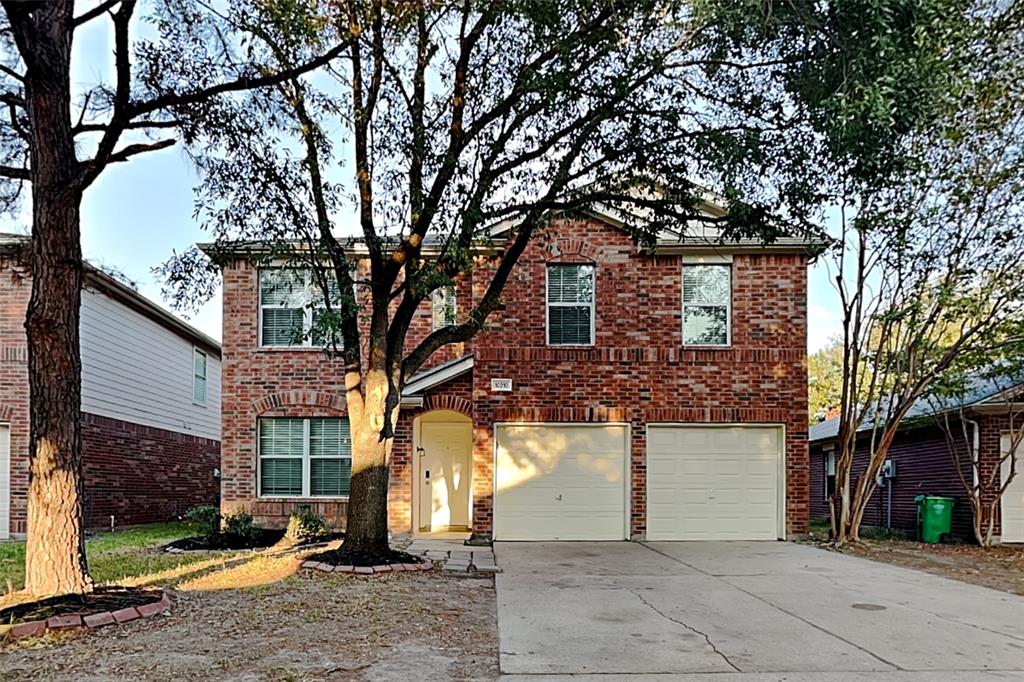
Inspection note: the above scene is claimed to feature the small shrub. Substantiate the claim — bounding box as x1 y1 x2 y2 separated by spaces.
223 510 260 544
283 508 331 545
184 505 221 540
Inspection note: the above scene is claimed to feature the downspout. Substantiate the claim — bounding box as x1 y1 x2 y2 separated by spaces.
966 417 981 494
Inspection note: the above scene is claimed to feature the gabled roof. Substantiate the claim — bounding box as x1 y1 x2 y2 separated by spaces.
485 194 826 255
200 192 828 262
808 373 1024 443
0 233 221 357
402 354 473 401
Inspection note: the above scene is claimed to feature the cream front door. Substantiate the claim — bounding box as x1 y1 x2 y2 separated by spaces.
417 419 473 532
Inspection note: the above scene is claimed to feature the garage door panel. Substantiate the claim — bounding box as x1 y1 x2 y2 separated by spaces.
1001 438 1024 543
495 425 627 540
647 426 782 541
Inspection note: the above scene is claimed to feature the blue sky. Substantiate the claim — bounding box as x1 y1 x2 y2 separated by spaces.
0 11 842 352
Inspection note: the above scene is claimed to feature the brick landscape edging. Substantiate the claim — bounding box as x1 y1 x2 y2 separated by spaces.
299 558 433 574
0 590 171 641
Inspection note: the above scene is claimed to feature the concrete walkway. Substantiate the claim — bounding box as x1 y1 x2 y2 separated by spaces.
405 536 500 573
495 541 1024 680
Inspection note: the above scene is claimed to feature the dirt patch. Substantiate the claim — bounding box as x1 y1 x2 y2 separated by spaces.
0 553 499 681
810 537 1024 596
0 587 162 624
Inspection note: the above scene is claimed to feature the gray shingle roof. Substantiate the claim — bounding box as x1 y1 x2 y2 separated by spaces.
808 372 1024 443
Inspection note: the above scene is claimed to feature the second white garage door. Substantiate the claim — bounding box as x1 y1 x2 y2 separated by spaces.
1001 435 1024 543
647 425 783 541
494 424 628 540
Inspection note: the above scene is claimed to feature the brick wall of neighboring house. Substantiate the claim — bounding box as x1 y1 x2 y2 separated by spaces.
81 412 220 528
219 216 811 537
0 263 31 535
808 414 1015 542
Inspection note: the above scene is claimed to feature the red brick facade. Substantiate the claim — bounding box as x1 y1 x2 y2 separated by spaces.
80 413 220 528
218 215 811 538
0 264 31 535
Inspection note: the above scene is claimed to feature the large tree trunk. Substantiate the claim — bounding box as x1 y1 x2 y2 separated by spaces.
342 371 397 555
20 3 93 596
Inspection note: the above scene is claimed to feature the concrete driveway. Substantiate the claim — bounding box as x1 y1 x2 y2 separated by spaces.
494 541 1024 680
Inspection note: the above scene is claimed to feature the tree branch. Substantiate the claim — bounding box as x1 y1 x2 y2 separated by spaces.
92 138 176 165
0 164 29 179
74 0 122 26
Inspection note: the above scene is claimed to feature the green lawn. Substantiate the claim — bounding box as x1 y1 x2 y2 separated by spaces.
1 522 213 593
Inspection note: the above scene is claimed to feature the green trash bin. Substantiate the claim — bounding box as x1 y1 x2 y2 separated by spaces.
915 495 954 543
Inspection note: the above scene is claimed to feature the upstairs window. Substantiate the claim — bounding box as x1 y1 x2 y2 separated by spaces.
682 264 731 346
547 264 595 345
193 348 207 404
259 269 342 347
259 417 352 497
432 285 457 330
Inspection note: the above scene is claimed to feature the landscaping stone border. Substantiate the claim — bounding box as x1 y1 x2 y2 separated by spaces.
0 590 171 641
298 558 434 574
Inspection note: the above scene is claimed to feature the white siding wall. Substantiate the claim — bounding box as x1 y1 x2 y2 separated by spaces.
80 287 221 441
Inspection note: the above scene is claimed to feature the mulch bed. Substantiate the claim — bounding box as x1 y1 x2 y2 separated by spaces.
0 587 162 625
163 529 286 552
305 547 422 568
165 530 345 552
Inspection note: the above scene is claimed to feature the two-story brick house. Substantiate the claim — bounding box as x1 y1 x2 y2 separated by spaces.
0 234 222 539
209 206 815 541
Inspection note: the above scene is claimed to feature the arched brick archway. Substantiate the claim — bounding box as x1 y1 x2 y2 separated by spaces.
251 390 346 415
543 237 599 263
422 394 473 417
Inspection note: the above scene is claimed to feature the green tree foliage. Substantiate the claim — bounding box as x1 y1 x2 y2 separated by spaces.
153 0 1000 552
825 0 1024 544
809 339 845 423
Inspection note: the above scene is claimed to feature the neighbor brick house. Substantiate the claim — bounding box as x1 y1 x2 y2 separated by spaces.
809 379 1024 543
0 235 221 539
209 206 818 541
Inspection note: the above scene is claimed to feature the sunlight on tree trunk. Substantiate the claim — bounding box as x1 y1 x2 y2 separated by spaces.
24 189 91 595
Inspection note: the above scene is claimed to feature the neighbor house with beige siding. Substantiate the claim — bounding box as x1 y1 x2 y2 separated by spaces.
0 234 221 539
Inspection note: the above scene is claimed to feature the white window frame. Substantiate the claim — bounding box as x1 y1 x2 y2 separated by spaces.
258 268 344 348
257 417 351 499
681 262 732 347
545 263 596 346
192 347 208 405
432 285 457 330
824 448 836 501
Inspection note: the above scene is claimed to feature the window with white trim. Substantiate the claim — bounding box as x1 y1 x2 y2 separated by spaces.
193 348 207 404
258 417 352 497
547 264 594 345
824 449 836 500
682 264 731 346
259 269 342 347
432 285 457 330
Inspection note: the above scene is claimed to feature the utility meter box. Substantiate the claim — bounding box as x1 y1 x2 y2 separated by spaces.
882 459 897 479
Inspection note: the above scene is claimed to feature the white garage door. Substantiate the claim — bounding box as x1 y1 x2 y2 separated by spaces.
494 424 628 540
647 425 783 541
1001 436 1024 543
0 424 9 540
